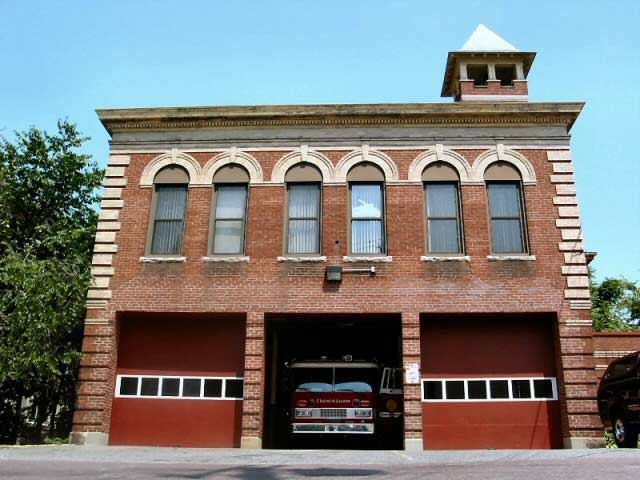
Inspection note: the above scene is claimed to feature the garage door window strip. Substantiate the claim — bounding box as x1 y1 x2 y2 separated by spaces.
115 375 244 400
421 377 557 402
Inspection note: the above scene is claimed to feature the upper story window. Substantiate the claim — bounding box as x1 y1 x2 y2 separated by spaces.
495 64 516 86
467 64 489 86
285 163 322 255
423 162 464 254
148 166 189 256
210 164 249 255
485 162 529 254
348 163 385 255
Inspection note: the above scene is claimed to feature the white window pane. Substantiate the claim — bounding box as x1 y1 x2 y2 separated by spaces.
289 184 319 218
427 184 458 217
155 186 187 220
488 183 520 217
288 219 319 254
351 184 382 219
351 220 383 254
491 219 524 253
428 219 460 253
216 186 247 219
213 220 243 254
152 220 183 255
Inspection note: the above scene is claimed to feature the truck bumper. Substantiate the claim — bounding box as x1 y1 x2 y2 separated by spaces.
292 423 374 434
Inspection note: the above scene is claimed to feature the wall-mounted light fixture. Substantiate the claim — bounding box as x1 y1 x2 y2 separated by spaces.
326 265 343 281
326 265 376 282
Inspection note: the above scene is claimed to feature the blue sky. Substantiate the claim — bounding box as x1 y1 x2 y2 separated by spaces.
1 0 638 281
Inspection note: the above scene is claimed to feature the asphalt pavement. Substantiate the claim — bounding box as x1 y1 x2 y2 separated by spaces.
1 445 639 479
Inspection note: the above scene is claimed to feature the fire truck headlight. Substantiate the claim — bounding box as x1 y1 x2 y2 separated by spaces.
295 408 313 418
385 399 398 412
354 408 372 418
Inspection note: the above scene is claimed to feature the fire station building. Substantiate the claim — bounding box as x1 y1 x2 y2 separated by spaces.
72 25 603 450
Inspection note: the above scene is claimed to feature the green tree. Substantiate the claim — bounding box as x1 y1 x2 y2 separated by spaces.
590 268 640 331
0 120 103 444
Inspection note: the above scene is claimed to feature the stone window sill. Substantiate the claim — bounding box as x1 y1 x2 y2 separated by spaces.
421 255 471 262
487 255 536 261
343 256 392 263
201 256 250 263
139 256 186 263
277 256 327 263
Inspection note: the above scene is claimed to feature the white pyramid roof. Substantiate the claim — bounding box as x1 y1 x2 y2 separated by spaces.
460 24 519 52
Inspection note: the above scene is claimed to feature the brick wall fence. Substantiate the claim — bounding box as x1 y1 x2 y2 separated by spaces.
593 332 640 379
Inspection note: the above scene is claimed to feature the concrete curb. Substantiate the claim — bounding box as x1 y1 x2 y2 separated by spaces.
0 445 639 466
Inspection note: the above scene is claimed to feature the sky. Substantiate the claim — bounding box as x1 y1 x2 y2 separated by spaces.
1 0 638 282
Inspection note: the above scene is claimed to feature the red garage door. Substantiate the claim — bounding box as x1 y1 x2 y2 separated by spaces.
109 314 246 447
421 314 562 449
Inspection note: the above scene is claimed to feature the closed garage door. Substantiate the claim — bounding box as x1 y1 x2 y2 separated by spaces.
421 314 562 449
109 314 246 447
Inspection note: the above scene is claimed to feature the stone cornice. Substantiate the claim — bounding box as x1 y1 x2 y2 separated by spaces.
97 102 584 135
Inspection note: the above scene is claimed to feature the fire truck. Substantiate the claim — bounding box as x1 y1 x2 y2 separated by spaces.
287 356 403 438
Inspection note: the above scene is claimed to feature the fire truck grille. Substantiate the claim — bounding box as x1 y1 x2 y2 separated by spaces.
320 408 348 419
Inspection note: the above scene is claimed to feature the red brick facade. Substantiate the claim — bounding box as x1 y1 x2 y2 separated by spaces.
459 80 528 98
72 125 603 448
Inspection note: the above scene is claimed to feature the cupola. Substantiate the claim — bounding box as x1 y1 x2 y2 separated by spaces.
441 24 536 102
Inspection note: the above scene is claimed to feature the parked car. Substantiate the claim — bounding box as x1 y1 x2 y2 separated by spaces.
597 351 640 448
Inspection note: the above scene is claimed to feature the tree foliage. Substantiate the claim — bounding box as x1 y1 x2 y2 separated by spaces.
0 120 103 443
590 268 640 331
0 120 101 258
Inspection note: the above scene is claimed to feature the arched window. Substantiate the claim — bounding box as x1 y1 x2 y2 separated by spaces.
285 163 322 255
347 162 386 255
210 164 250 255
423 162 464 254
148 165 189 256
485 162 529 254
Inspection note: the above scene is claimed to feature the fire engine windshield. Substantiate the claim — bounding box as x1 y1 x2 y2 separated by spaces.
295 368 333 392
294 367 377 393
334 368 376 392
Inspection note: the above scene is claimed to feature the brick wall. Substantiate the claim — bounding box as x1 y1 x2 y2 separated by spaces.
593 332 640 379
459 80 528 97
73 145 600 447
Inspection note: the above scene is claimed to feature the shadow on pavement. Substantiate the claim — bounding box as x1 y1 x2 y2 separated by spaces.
158 466 385 479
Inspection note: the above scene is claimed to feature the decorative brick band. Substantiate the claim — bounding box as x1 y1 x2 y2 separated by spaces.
593 350 635 358
565 319 593 327
569 300 592 310
547 150 573 162
553 196 578 205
